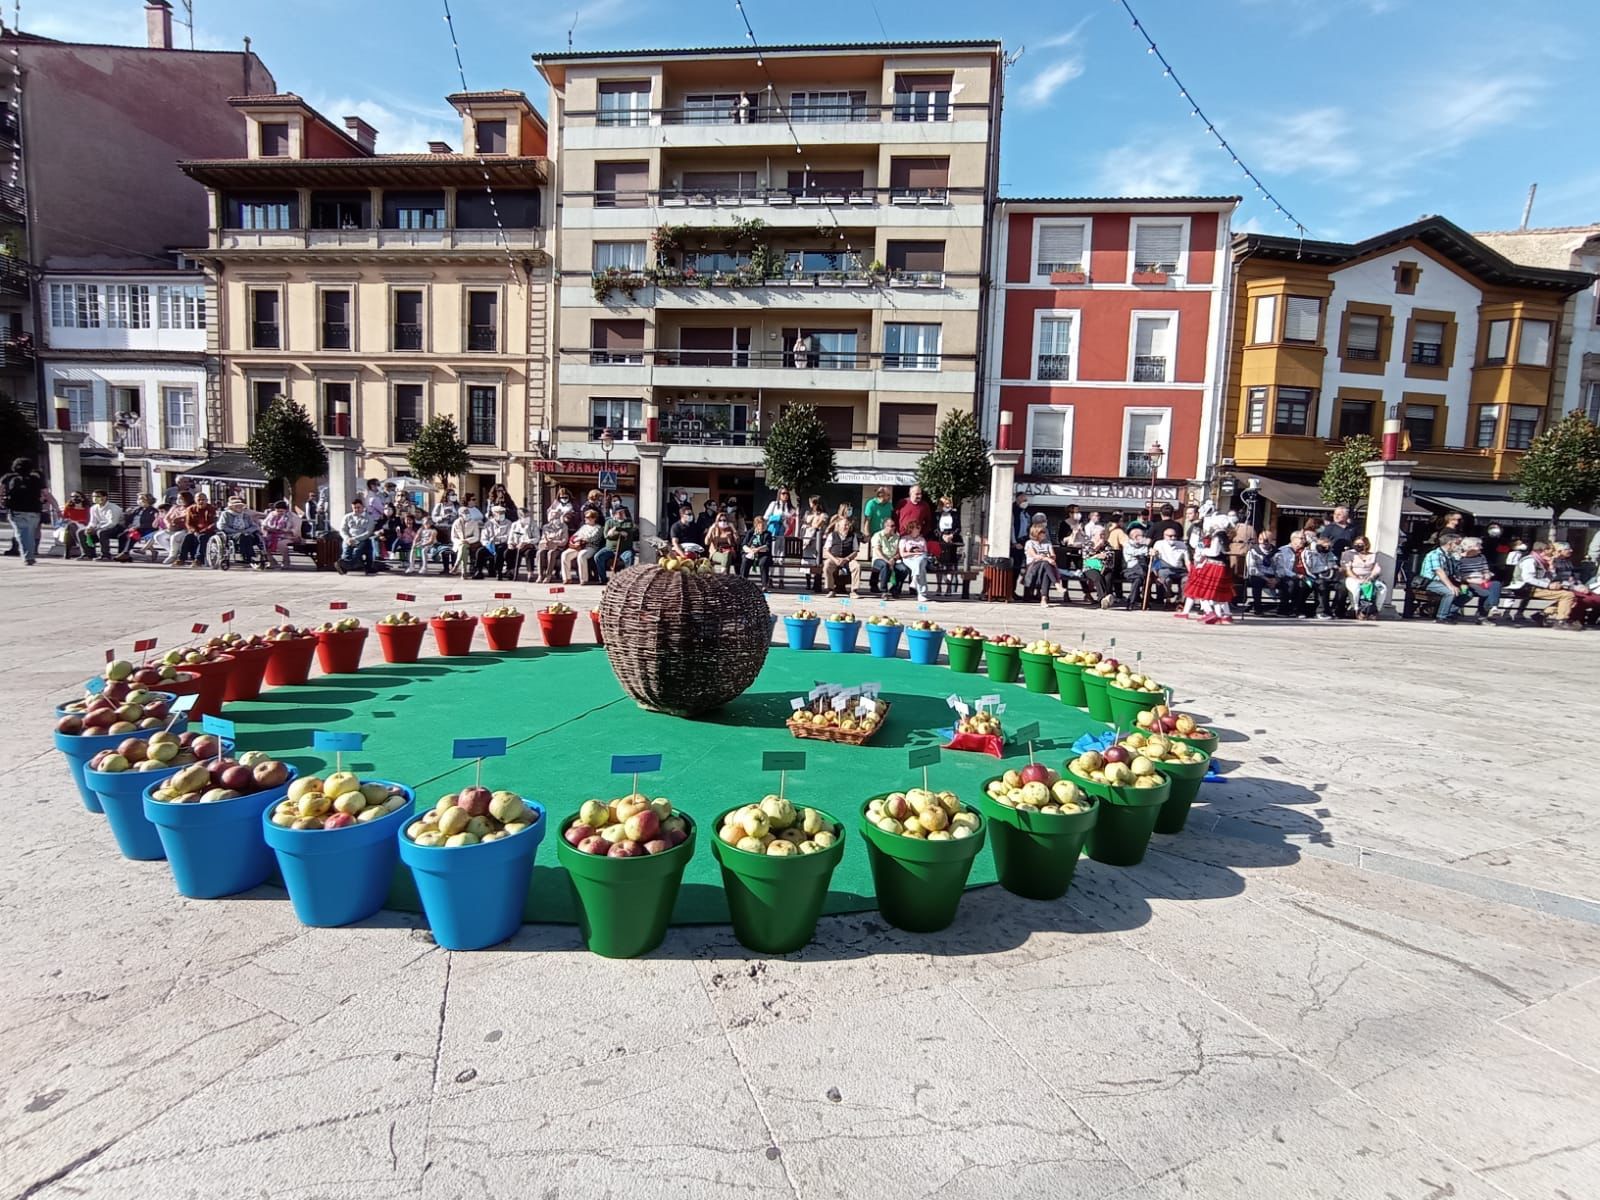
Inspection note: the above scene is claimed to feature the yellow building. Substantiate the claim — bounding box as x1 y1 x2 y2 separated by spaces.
182 91 550 507
1220 217 1594 532
533 40 1002 530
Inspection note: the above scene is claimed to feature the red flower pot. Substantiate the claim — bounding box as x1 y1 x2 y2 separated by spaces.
160 669 202 707
263 636 319 688
590 610 604 645
430 616 478 657
315 627 368 675
375 621 426 663
223 644 274 702
481 614 525 651
537 609 577 647
185 654 236 718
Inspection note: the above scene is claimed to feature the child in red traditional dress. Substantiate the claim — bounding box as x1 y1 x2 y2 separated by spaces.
1182 508 1236 624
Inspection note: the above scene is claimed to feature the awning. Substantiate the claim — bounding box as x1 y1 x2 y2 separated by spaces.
1414 491 1600 527
836 469 919 486
1248 472 1428 517
187 453 269 487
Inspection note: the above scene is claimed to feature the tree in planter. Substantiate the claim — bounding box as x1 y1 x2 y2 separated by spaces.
762 403 836 499
247 394 328 502
1513 409 1600 533
916 410 991 509
407 415 472 491
1319 434 1379 511
0 389 39 469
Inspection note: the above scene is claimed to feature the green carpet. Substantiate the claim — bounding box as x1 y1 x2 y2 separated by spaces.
226 643 1108 924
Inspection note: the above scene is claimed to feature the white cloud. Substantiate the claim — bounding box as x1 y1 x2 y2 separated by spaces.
303 94 457 155
1017 58 1085 108
520 0 635 48
1250 107 1360 177
1094 139 1210 197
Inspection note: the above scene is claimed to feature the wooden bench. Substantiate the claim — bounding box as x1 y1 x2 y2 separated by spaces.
1407 578 1556 621
931 562 977 598
292 534 341 572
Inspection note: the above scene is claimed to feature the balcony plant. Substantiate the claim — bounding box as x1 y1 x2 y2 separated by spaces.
1131 268 1170 285
1049 268 1087 284
651 222 688 254
591 268 645 304
866 259 887 280
749 243 782 284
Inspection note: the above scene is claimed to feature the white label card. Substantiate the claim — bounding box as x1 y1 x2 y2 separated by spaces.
790 697 806 711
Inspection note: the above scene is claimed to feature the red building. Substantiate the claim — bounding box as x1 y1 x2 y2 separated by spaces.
984 197 1238 516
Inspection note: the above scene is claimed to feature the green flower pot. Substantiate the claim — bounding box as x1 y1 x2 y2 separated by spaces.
975 785 1098 901
1019 650 1058 694
1173 728 1219 757
555 814 697 958
1081 671 1114 722
983 642 1021 685
1145 753 1209 834
1107 682 1164 732
946 635 983 674
859 796 986 933
1078 772 1171 867
709 805 846 954
1054 658 1088 708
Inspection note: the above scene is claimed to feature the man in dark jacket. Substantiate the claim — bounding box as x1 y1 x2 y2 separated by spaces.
3 457 49 565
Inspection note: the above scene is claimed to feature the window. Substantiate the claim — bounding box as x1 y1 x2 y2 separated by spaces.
592 242 646 274
892 73 952 122
1588 381 1600 423
679 170 758 201
1131 314 1174 382
393 384 423 443
310 193 369 229
1518 319 1551 366
1411 320 1445 365
157 284 206 330
1245 387 1268 434
595 161 648 208
383 191 446 230
887 157 949 201
1125 411 1167 476
1284 296 1322 343
1026 407 1070 475
1507 405 1540 450
228 194 296 230
1344 313 1381 361
682 93 741 124
883 323 941 371
1485 319 1510 365
790 90 867 122
597 81 651 127
1474 405 1500 449
249 290 280 349
251 380 282 428
1274 387 1313 435
808 329 859 370
782 250 863 276
1403 403 1437 450
880 404 938 452
257 122 290 157
474 119 507 154
320 290 350 350
885 240 945 284
103 284 151 329
591 398 644 440
320 381 351 436
1394 262 1420 294
466 291 498 352
457 188 539 229
785 169 866 199
49 283 101 329
1250 294 1277 344
591 319 645 364
1132 222 1184 274
392 291 423 351
59 383 95 431
1336 400 1375 441
466 385 497 445
1034 221 1087 278
162 387 197 451
1035 314 1073 381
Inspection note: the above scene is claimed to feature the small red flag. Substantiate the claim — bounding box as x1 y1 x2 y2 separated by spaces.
444 593 462 602
191 622 208 634
220 610 235 624
396 593 415 602
329 601 348 611
274 604 290 616
105 648 116 663
134 637 157 652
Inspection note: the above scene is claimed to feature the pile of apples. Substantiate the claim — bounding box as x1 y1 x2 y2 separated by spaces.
1068 747 1165 790
87 729 216 774
1056 648 1101 667
1023 638 1064 656
563 794 689 857
1119 731 1207 767
406 786 540 847
57 671 173 735
379 612 421 627
986 634 1024 648
867 788 979 841
543 602 574 616
435 608 473 622
658 553 715 574
947 625 983 640
214 631 272 654
867 614 901 627
955 710 1002 737
148 749 292 805
266 623 317 643
908 619 939 632
829 610 857 623
718 796 839 857
275 774 410 831
485 605 521 618
318 617 363 634
985 765 1091 815
1135 705 1203 736
1086 658 1123 681
160 645 228 670
1105 665 1162 694
791 607 819 620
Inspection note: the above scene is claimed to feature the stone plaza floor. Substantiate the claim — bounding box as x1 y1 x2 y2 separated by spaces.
4 556 1598 1199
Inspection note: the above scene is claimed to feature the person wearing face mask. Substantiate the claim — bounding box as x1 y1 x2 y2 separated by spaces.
704 511 739 572
1273 531 1313 618
432 490 459 526
1121 528 1159 610
1245 530 1279 616
478 504 513 579
450 507 483 581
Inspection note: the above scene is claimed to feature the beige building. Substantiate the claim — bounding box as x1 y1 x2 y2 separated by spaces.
182 91 550 508
534 40 1003 536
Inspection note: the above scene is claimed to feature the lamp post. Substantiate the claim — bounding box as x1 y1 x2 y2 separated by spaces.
600 428 615 507
1140 441 1167 612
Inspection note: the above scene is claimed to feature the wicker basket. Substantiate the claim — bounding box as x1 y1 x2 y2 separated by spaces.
600 564 772 716
786 703 892 746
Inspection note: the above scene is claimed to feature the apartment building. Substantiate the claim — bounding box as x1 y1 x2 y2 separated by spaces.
534 40 1002 530
1220 216 1594 534
182 90 550 506
985 196 1237 516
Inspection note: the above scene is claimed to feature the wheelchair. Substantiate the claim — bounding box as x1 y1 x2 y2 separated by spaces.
204 530 240 570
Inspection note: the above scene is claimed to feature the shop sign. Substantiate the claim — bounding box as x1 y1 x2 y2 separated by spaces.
532 459 637 478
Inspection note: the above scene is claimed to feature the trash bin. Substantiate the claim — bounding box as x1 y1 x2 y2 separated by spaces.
982 556 1015 603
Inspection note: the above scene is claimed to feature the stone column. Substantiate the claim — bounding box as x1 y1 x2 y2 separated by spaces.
635 442 666 561
321 435 364 525
982 449 1022 601
40 430 87 501
1363 458 1415 609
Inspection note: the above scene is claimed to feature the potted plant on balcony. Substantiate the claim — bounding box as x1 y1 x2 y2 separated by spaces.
651 222 687 255
866 259 887 282
1131 267 1170 285
750 243 781 285
1049 267 1087 284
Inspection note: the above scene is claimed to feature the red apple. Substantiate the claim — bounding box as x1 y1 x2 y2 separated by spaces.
133 668 163 686
117 738 148 763
564 823 595 847
608 840 644 857
220 764 256 791
208 758 238 785
323 812 355 829
177 731 196 747
665 827 688 847
56 715 83 735
577 835 609 855
1103 746 1130 764
190 734 220 759
456 786 492 817
142 700 169 719
643 838 672 855
252 760 290 788
623 809 660 843
1019 763 1051 785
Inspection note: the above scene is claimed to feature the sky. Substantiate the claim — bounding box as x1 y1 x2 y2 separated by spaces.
28 0 1599 241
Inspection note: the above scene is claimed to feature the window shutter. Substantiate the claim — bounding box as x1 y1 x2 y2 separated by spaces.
889 157 949 189
1413 320 1444 345
1134 317 1170 357
1133 223 1183 271
1033 409 1066 450
886 241 945 272
1346 313 1380 352
1283 296 1321 342
1036 224 1085 272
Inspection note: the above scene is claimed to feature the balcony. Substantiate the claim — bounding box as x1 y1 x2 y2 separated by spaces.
656 347 869 371
466 324 497 352
617 185 960 213
0 112 16 150
0 255 29 296
1035 355 1071 382
392 323 423 352
251 322 280 349
1410 342 1443 366
223 227 545 252
163 424 199 452
0 183 23 223
1029 448 1063 475
321 322 350 350
1132 355 1168 383
393 417 422 444
0 334 34 370
1126 452 1161 478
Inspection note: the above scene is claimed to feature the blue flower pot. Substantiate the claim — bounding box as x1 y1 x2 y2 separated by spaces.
905 627 945 666
86 736 232 862
264 782 416 928
824 620 861 653
398 802 547 950
143 766 298 899
866 623 904 659
783 617 820 650
54 717 189 815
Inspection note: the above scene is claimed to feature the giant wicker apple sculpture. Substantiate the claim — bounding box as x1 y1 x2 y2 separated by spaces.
600 561 772 717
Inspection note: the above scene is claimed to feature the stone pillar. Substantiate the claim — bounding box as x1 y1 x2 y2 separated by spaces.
1363 458 1415 609
322 435 364 526
982 449 1022 601
635 443 666 561
40 430 87 502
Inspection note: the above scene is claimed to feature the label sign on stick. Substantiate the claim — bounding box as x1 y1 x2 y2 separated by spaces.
329 602 348 611
105 648 116 663
84 676 105 695
170 693 198 716
1040 622 1050 631
191 622 208 634
201 714 236 739
313 730 365 752
611 753 662 775
444 594 462 602
274 604 290 617
454 737 507 759
908 745 941 769
1014 721 1041 743
762 751 807 772
396 593 415 603
134 638 157 653
220 610 235 624
494 592 512 600
789 698 806 711
796 594 812 603
549 586 566 595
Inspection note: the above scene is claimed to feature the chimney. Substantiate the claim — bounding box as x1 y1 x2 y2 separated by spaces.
145 0 173 50
342 116 379 154
428 140 454 154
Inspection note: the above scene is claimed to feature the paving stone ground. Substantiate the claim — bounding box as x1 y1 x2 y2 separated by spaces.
4 557 1597 1200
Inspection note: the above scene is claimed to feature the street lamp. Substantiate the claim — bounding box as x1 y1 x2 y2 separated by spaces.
1140 441 1166 612
600 428 615 507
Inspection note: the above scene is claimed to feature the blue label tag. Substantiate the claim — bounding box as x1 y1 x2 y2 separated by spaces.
85 677 106 695
313 730 366 752
201 714 236 739
611 753 662 774
453 737 507 759
796 594 812 603
170 693 198 715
